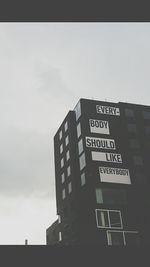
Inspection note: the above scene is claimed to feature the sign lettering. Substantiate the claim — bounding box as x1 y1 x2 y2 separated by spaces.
89 119 110 134
92 151 122 163
99 167 131 184
86 137 116 150
96 105 120 116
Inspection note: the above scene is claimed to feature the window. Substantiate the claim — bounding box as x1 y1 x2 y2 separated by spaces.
81 172 86 186
77 122 81 138
145 125 150 134
127 123 137 133
59 232 62 241
133 155 143 166
62 189 66 200
107 231 124 246
125 232 140 245
61 158 64 168
67 165 71 177
59 130 62 140
66 150 70 161
125 108 134 118
107 231 139 246
129 139 140 149
65 135 69 146
78 138 83 155
79 152 86 171
64 121 68 132
96 209 123 229
135 171 146 184
74 101 81 121
68 182 72 194
58 215 61 223
95 188 127 205
142 111 150 119
60 144 63 154
61 173 65 183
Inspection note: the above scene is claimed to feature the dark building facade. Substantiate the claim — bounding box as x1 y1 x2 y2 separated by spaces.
46 98 150 246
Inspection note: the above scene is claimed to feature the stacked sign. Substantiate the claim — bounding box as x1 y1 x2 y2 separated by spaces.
86 105 131 185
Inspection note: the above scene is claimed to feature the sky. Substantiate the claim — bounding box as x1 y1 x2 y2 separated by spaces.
1 22 150 244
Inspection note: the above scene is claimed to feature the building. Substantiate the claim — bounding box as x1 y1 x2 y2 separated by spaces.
46 98 150 246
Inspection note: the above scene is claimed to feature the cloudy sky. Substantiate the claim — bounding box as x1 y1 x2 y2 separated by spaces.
1 23 150 244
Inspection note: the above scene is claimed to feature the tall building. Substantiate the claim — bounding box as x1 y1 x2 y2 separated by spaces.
46 98 150 246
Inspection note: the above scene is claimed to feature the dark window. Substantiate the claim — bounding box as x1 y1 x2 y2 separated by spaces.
96 210 109 227
64 121 68 132
125 108 134 118
81 172 86 186
145 126 150 134
74 101 81 121
96 210 122 229
109 211 122 228
79 152 86 170
125 232 140 245
96 188 127 205
59 130 62 140
78 138 83 155
129 139 140 149
127 123 137 133
107 231 124 246
135 172 146 184
133 155 143 166
142 111 150 119
77 122 81 138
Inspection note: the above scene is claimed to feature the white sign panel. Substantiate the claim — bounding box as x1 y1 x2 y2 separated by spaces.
96 105 120 116
92 151 122 163
89 119 110 135
99 167 131 184
86 137 116 150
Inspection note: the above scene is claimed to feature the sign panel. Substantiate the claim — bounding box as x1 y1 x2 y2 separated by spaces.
86 137 116 150
96 105 120 116
92 151 122 163
89 119 110 135
99 167 131 184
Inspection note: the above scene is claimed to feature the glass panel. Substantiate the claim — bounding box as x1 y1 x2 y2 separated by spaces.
96 210 109 227
65 135 69 146
145 126 150 134
61 158 64 168
59 232 62 241
109 211 122 228
108 231 124 246
102 188 127 205
59 130 62 140
61 173 65 183
60 144 63 154
64 121 68 132
77 122 81 138
125 232 140 246
96 188 103 204
74 100 81 121
133 155 143 166
62 189 66 199
68 182 72 194
66 150 70 161
67 166 71 177
142 111 150 119
78 138 83 155
129 139 140 149
127 123 137 133
125 108 134 117
81 172 86 186
79 152 86 170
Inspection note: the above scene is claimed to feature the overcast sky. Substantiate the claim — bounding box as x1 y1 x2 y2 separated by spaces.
1 23 150 244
